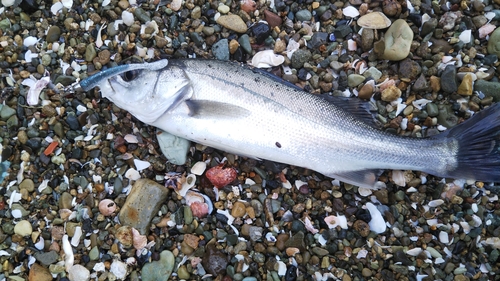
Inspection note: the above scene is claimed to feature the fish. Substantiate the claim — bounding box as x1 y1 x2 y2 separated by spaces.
80 59 500 189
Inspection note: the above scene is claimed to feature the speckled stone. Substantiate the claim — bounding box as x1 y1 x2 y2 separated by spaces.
118 179 170 235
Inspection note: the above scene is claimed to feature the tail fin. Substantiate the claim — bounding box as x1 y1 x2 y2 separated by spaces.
437 103 500 182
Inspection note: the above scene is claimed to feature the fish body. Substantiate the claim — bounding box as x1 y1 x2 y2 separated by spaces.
80 59 500 188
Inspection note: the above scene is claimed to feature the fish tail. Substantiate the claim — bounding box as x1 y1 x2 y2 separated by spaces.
437 103 500 182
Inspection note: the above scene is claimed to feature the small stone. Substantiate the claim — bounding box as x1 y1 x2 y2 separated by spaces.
229 39 239 54
361 28 374 52
119 179 170 235
358 83 374 99
347 74 365 87
440 65 458 93
142 250 175 281
291 49 312 69
381 85 401 101
264 10 282 28
156 131 190 165
457 73 473 96
295 9 312 21
68 264 90 281
46 26 61 43
381 19 413 61
202 243 229 276
0 105 16 120
212 39 230 61
426 103 439 117
34 251 59 266
412 74 429 92
14 220 32 236
217 4 230 14
398 58 421 80
85 43 96 62
231 201 246 218
353 220 371 237
430 76 441 93
216 15 248 33
357 12 391 29
361 268 372 277
19 179 35 192
474 80 500 101
29 263 52 281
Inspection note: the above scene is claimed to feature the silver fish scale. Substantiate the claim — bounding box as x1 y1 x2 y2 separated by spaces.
155 60 457 178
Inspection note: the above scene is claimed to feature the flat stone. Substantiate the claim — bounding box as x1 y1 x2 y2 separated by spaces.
19 179 35 192
457 73 473 96
358 83 374 99
361 28 374 52
412 74 429 92
474 80 500 101
34 251 59 266
295 9 312 21
488 27 500 57
363 66 382 81
216 15 247 33
212 38 229 61
357 12 391 29
347 74 365 87
119 179 170 235
68 264 90 281
382 19 413 61
156 130 190 165
14 220 32 236
0 105 16 120
398 58 421 80
46 26 61 43
440 65 458 93
29 263 52 281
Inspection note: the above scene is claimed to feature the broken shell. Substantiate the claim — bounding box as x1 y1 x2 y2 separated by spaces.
240 0 256 13
342 6 360 18
132 228 147 250
99 199 116 216
124 134 139 143
347 39 357 51
357 12 391 29
177 174 196 197
185 191 213 218
250 50 285 68
358 187 372 196
428 199 444 207
324 214 348 229
191 161 207 175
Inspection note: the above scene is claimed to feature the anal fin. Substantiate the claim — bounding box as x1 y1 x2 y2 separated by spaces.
327 169 386 189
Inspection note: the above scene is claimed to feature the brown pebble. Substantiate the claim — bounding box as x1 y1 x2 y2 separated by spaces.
353 220 370 237
264 10 283 28
358 83 374 99
231 201 246 218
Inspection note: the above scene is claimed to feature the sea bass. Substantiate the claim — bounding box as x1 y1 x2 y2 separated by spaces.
80 59 500 188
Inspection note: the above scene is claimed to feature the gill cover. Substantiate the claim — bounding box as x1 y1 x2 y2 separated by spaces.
80 60 193 124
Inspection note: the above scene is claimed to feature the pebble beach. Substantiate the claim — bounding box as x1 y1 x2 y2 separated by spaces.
1 0 500 280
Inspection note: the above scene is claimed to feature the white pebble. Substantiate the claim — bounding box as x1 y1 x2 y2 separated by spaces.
170 0 182 11
14 220 32 236
61 0 73 9
439 231 449 244
406 247 422 256
23 36 38 47
1 0 14 7
428 199 444 207
124 134 138 143
122 11 135 26
472 203 478 213
68 264 90 281
358 187 372 197
277 260 287 276
110 260 128 279
51 1 63 15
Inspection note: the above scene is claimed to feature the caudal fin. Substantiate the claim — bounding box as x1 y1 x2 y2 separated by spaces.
437 103 500 182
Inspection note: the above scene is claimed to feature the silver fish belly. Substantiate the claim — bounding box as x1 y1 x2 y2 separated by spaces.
80 59 500 188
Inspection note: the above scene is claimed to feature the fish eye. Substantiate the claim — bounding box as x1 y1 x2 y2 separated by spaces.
120 70 140 82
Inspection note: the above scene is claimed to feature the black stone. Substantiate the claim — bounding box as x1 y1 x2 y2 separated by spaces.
308 32 328 49
65 112 81 130
297 68 310 80
483 54 498 66
19 0 38 13
251 22 271 44
25 137 42 152
285 265 298 281
408 13 422 27
333 24 352 38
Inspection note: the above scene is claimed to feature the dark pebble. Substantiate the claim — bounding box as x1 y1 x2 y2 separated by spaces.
251 22 271 44
65 112 81 130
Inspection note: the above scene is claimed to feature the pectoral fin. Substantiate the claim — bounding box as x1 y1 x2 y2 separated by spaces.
185 100 251 119
327 169 386 189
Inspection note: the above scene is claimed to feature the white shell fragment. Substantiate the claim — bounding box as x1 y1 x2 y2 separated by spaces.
71 226 82 246
250 50 285 68
428 199 444 207
358 187 372 197
365 203 387 233
343 6 360 18
392 170 405 186
459 29 471 44
23 36 38 47
61 0 73 9
439 231 449 244
406 247 423 256
191 161 207 175
133 159 151 171
22 76 51 106
124 168 141 180
324 214 348 229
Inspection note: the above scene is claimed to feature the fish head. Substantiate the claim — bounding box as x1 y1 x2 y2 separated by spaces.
80 60 192 124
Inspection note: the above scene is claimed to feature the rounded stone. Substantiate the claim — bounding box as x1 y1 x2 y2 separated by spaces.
231 201 247 218
381 19 413 61
46 26 61 43
487 27 500 57
14 220 33 236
